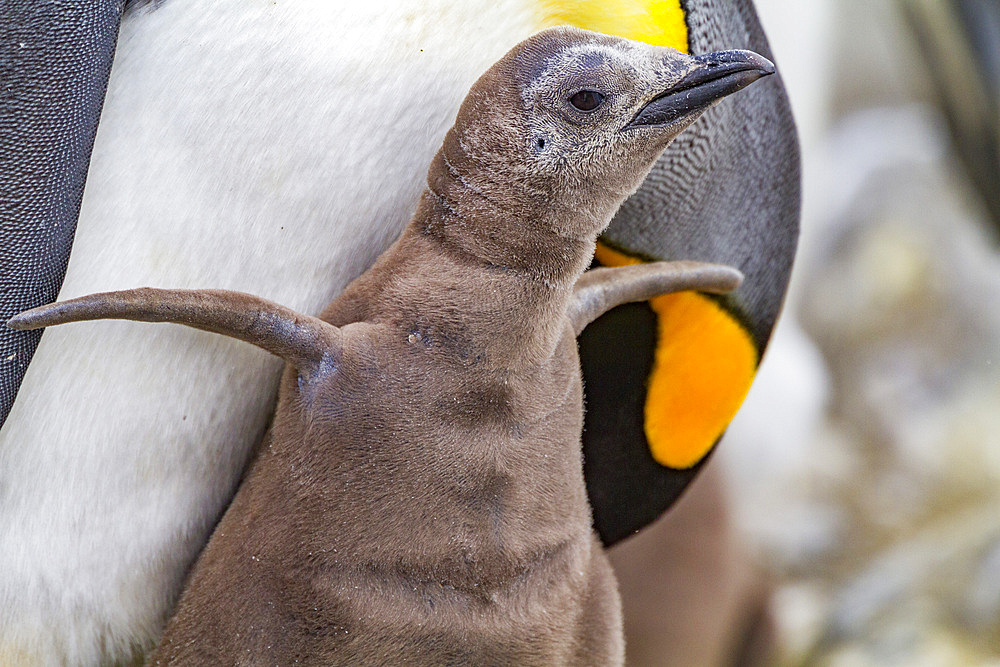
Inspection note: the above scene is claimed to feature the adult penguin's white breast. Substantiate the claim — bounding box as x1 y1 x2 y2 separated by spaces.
0 2 537 663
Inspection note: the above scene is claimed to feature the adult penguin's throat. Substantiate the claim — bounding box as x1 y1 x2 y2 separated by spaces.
626 50 775 130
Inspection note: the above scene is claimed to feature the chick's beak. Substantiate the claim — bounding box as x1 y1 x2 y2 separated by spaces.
625 49 775 130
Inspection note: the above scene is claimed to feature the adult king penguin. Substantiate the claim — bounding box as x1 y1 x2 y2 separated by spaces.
0 0 798 663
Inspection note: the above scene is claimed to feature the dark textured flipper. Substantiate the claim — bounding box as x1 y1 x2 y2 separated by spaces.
0 0 124 429
579 0 801 544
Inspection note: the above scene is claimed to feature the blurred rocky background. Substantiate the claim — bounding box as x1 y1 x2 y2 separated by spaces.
716 0 1000 663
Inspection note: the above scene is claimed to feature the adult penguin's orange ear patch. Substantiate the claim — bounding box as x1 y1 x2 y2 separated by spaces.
594 245 758 470
536 0 688 50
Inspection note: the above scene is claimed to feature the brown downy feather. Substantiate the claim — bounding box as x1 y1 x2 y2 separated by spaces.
8 26 769 665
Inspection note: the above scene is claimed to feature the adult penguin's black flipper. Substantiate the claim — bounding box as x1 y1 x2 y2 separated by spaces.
0 0 124 428
547 0 801 545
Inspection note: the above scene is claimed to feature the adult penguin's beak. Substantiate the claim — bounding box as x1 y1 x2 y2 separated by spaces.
626 50 775 129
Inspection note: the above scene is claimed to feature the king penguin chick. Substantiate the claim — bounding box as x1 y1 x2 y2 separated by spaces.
10 26 772 664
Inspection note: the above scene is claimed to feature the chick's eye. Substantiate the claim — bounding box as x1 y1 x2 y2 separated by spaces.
569 90 605 112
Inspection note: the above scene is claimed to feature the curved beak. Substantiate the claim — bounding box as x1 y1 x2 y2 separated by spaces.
626 50 775 129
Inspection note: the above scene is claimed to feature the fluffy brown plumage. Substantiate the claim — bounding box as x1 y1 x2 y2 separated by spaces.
9 26 771 664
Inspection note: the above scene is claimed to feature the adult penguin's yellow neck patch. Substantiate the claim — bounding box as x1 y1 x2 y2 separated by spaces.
535 0 688 50
593 246 759 469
